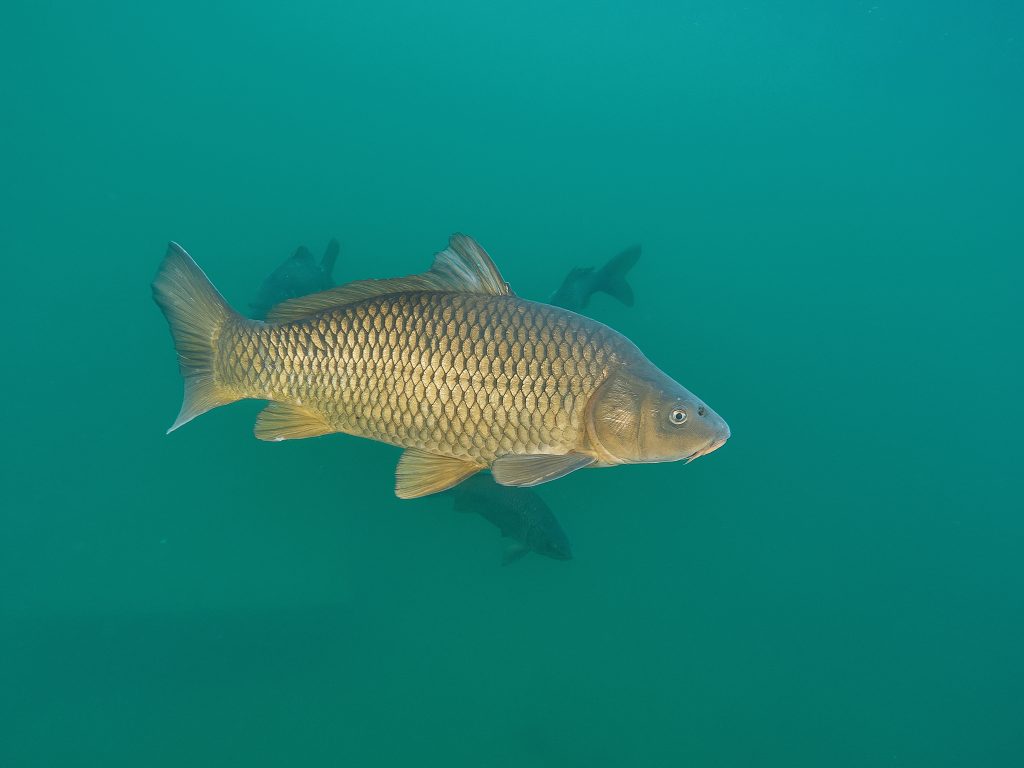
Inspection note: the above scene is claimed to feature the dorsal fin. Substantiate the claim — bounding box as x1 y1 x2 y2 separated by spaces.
266 233 513 322
430 233 511 297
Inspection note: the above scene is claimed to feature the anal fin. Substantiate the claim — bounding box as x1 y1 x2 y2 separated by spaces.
396 449 482 499
254 402 333 441
491 452 595 487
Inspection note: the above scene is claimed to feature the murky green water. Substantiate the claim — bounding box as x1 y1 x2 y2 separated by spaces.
2 2 1021 766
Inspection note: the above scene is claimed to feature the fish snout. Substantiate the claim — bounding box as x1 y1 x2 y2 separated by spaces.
707 417 731 454
688 419 730 461
703 435 727 457
706 409 730 448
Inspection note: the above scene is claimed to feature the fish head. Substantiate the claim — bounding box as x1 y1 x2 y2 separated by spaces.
587 362 730 465
533 523 574 560
512 491 573 560
537 539 573 560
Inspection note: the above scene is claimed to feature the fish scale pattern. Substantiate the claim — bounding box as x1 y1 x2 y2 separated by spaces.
217 292 633 464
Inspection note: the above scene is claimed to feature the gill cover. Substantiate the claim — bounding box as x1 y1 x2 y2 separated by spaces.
586 368 643 463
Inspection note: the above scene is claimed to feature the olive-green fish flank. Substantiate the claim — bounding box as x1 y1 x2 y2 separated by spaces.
218 293 631 462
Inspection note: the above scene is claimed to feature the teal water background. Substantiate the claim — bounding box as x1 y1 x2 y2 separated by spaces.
2 2 1021 766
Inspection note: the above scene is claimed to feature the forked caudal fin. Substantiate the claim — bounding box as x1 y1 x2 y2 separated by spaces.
596 245 640 306
321 238 340 276
152 242 244 433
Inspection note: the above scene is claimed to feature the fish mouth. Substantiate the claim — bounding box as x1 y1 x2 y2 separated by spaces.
683 436 728 464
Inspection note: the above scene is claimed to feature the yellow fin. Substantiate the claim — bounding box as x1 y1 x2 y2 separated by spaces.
395 448 482 499
431 233 511 297
267 233 513 322
152 242 244 433
254 402 332 441
491 453 595 487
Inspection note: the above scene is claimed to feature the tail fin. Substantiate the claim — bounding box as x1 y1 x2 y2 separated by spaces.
321 238 340 278
595 245 640 306
152 242 243 433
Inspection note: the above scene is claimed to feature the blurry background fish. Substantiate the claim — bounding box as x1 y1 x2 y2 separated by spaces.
549 245 640 312
249 238 340 319
450 474 572 564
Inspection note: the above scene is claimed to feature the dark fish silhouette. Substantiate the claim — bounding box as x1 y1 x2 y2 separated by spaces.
249 239 340 319
452 474 572 564
549 245 640 313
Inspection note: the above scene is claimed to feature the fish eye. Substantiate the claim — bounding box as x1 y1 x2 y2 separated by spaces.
669 408 687 425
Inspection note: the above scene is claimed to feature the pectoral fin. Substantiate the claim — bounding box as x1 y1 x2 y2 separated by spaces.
254 402 332 441
395 449 483 499
491 452 595 487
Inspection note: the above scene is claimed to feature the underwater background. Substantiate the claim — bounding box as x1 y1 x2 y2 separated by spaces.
2 1 1021 766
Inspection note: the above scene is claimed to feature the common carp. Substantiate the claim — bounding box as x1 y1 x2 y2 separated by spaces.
152 234 729 498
